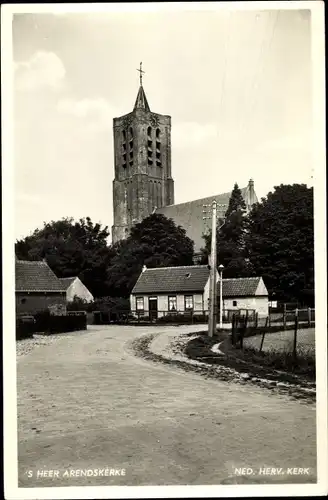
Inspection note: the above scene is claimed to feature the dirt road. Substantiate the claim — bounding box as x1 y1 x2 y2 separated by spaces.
17 325 316 487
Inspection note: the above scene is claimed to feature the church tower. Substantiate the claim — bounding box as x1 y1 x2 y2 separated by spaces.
111 64 174 243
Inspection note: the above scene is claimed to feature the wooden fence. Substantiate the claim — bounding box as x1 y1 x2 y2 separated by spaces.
231 308 315 359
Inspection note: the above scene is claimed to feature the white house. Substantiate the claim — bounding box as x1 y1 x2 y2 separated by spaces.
130 265 216 318
219 277 269 318
131 265 269 319
59 277 94 303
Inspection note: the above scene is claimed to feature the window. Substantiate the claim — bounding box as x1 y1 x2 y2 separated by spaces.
168 295 177 312
147 126 152 138
184 295 193 310
233 300 238 307
156 128 160 139
136 297 144 311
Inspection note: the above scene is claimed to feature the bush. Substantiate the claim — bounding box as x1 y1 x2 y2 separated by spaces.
17 309 87 336
67 297 94 312
48 312 87 333
16 315 35 340
157 313 207 324
242 346 315 378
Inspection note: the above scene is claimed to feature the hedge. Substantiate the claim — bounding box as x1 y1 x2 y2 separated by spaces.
16 310 87 339
16 316 36 340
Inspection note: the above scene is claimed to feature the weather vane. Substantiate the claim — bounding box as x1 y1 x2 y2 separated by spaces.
137 62 145 86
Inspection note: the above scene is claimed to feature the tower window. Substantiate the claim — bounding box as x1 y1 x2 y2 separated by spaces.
147 140 152 149
122 130 126 141
156 160 162 167
129 139 133 149
129 160 133 167
129 151 133 160
156 128 160 139
147 126 152 138
122 143 126 152
128 127 133 139
156 151 161 160
148 159 153 166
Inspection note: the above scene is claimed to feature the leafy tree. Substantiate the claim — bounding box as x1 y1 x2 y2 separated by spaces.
106 213 194 297
200 183 252 277
245 184 314 305
15 217 113 297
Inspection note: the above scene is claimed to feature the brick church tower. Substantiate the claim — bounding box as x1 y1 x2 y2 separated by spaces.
111 66 174 243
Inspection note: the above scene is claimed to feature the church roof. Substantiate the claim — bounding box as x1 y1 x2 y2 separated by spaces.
134 85 150 112
132 265 210 294
156 181 258 254
155 188 243 254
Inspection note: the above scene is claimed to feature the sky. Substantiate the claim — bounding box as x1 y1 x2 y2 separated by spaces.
12 5 313 241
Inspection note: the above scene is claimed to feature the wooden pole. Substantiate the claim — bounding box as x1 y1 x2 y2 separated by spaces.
260 316 268 352
283 303 287 330
293 314 298 361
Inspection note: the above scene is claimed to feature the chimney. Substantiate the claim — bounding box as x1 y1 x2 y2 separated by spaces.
142 264 147 273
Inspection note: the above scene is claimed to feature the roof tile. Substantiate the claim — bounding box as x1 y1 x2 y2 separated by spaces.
219 277 262 297
132 265 210 294
15 260 66 292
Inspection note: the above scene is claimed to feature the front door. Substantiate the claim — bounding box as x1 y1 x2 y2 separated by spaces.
149 297 158 320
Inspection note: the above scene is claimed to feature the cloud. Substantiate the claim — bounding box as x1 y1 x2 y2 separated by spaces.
172 121 218 148
57 97 118 131
15 51 66 92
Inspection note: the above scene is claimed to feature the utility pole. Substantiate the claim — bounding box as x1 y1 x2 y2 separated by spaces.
203 201 226 337
218 264 224 329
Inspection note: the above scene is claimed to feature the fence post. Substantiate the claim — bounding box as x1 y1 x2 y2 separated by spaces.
293 314 298 362
283 303 287 330
259 316 268 352
240 315 247 350
308 307 311 327
231 314 236 346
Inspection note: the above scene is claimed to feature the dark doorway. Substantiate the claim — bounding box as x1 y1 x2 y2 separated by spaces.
149 297 158 320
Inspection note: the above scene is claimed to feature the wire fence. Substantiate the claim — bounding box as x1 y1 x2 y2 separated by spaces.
231 308 315 359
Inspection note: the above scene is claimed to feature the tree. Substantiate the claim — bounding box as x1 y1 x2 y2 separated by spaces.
245 184 314 305
15 217 113 297
200 183 252 277
106 213 194 297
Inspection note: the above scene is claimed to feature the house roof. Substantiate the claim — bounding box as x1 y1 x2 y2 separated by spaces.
15 260 65 292
132 265 210 294
59 277 77 289
219 277 262 297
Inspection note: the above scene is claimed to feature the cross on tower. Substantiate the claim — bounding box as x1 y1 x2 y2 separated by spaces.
137 62 145 86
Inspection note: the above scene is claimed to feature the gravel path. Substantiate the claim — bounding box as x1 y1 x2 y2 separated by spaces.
17 325 316 488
